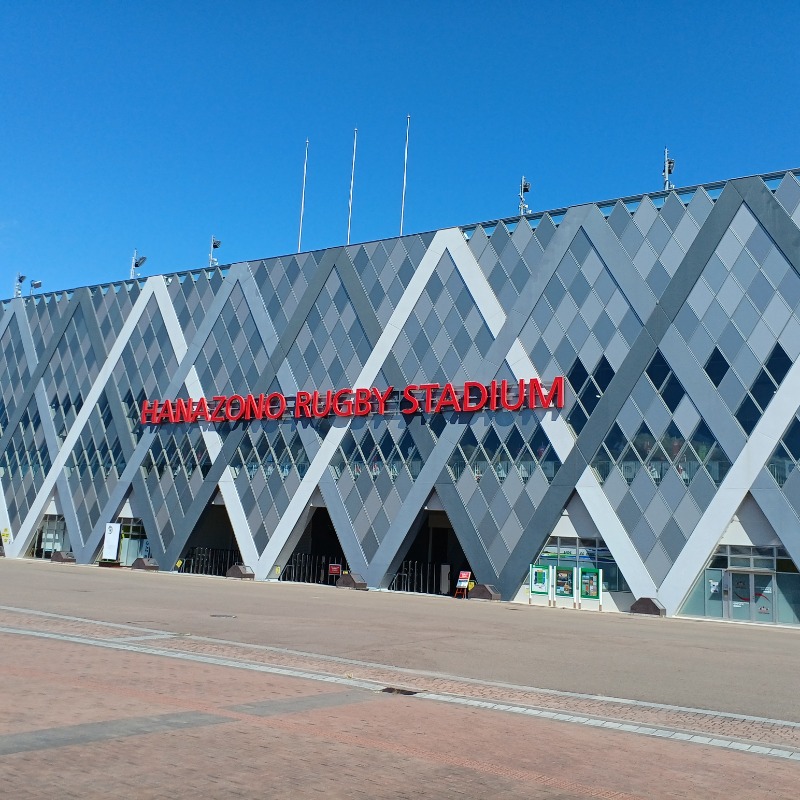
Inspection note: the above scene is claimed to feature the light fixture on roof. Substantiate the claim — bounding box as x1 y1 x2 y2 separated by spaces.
663 147 676 191
519 176 531 216
130 249 147 280
30 279 42 295
14 273 26 298
209 236 221 267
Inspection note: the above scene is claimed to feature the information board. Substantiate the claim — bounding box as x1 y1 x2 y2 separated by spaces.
102 523 121 561
580 567 600 599
456 570 472 589
529 566 549 595
554 568 573 597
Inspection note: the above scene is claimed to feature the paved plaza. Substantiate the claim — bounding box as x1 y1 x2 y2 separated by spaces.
1 558 799 798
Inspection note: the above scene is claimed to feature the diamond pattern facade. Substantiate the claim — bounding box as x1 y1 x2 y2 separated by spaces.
3 170 800 618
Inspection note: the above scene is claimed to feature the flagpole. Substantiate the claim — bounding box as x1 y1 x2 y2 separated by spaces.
298 138 309 253
400 114 410 235
347 127 357 246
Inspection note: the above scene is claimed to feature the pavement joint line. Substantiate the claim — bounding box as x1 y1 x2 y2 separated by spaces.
413 692 800 761
0 605 168 635
0 625 385 692
111 633 178 642
3 603 800 731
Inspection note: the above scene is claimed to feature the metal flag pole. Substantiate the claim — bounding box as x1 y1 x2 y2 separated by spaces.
400 114 410 235
298 138 309 253
347 127 357 246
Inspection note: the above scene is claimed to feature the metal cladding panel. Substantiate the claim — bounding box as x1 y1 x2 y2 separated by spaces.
2 171 800 613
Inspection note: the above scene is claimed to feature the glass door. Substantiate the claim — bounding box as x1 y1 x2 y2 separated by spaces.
729 572 752 621
753 573 775 622
726 572 775 622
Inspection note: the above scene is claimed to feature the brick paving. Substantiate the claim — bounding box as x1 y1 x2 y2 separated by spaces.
1 560 800 797
1 633 798 799
2 606 799 751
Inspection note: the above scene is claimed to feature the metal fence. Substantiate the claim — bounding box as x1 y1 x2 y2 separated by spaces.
279 553 348 585
179 546 242 577
388 561 444 595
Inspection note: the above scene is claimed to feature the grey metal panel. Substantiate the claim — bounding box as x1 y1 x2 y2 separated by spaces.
581 207 655 323
658 326 745 458
735 178 800 275
336 235 479 584
82 274 239 568
13 296 84 556
481 206 594 379
156 254 345 568
748 471 800 571
494 184 746 598
0 296 80 460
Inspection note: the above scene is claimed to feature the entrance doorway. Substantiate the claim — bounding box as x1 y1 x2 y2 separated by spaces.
178 499 242 576
279 508 347 585
28 515 68 559
726 571 775 622
389 511 473 596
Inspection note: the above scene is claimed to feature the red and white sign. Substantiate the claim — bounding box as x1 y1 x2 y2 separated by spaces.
140 378 564 425
456 570 472 589
328 563 342 576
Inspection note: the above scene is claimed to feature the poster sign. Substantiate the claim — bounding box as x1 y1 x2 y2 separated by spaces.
328 563 342 576
1 528 11 545
529 566 549 595
555 568 573 597
580 567 600 599
102 523 122 561
456 571 472 589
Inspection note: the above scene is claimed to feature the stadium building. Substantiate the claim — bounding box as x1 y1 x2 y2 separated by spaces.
2 168 800 624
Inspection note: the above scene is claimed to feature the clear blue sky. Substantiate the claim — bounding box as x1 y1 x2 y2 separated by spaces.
2 2 798 297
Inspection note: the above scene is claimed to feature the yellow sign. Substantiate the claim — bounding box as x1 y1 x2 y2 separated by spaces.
1 529 11 545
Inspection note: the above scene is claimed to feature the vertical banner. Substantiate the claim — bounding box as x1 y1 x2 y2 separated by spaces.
102 523 122 561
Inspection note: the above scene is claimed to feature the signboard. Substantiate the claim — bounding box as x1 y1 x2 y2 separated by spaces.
1 528 11 545
554 568 573 597
102 523 122 561
456 570 472 589
580 567 600 599
141 378 565 425
328 563 342 576
529 566 549 595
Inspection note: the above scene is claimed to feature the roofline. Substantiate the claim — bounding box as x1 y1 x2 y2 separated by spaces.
6 166 800 306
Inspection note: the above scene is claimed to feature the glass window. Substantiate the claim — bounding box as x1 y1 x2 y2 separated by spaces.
704 347 729 387
646 351 670 390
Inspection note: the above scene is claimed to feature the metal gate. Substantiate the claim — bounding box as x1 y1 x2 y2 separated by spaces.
179 546 241 577
389 561 444 595
279 553 348 585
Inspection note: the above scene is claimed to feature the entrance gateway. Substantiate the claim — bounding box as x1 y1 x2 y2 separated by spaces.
724 571 775 622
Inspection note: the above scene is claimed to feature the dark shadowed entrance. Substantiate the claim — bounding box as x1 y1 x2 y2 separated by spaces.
389 510 473 596
178 496 241 576
279 508 348 585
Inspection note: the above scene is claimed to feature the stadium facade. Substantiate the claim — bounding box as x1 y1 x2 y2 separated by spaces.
2 169 800 624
